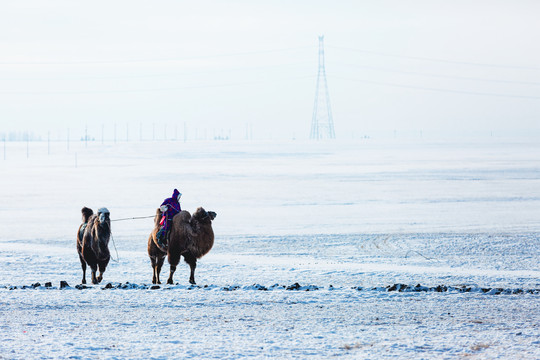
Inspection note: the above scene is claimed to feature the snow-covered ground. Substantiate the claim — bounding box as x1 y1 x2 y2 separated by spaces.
1 138 539 359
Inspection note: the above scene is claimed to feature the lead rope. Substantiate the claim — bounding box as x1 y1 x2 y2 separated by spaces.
111 215 155 222
110 232 120 263
105 214 156 262
102 220 120 263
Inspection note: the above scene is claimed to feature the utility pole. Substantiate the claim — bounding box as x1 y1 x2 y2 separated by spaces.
310 35 335 140
184 122 187 142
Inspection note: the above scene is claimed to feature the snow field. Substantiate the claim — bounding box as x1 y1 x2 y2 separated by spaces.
1 138 539 358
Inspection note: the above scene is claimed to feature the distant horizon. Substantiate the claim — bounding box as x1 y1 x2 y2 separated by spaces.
1 125 539 143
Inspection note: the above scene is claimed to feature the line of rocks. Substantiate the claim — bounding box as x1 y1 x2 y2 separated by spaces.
2 282 539 295
353 283 539 295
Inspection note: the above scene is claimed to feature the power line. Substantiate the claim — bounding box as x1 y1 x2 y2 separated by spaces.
0 61 313 81
0 75 315 95
330 75 540 100
328 45 540 71
335 62 540 87
0 46 314 66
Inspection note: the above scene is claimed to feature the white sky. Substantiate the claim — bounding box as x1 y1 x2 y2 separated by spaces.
1 0 540 140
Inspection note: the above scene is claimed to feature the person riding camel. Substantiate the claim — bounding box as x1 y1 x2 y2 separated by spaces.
156 189 182 247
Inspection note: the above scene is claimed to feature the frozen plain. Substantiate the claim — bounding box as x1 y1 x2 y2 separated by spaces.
0 137 539 359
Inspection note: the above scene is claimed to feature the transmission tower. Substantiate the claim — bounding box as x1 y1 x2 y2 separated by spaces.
310 35 335 139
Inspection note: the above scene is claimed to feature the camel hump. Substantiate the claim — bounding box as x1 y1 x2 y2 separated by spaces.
154 207 163 227
173 210 191 225
81 207 94 224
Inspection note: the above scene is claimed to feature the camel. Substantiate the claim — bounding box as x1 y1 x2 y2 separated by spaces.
148 208 167 284
77 207 111 284
148 207 216 285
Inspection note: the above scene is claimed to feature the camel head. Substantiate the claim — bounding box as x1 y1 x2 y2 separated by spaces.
192 207 217 223
91 208 111 258
97 208 111 230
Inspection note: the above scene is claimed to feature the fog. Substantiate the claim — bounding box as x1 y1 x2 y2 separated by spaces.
1 1 540 141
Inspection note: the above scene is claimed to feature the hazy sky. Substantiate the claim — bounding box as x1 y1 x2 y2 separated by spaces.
1 1 540 140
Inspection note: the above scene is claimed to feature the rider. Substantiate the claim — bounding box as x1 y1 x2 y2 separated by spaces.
156 189 182 247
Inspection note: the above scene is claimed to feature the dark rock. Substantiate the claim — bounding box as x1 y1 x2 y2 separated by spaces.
60 281 70 289
102 283 113 289
150 285 160 290
44 282 52 288
222 285 238 291
388 284 408 292
252 284 268 291
286 283 301 290
435 285 448 292
32 282 41 288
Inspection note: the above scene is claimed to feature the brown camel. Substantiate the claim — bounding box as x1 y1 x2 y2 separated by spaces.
147 208 167 284
77 207 111 284
148 207 216 285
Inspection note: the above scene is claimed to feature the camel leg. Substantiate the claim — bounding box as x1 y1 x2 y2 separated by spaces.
79 255 87 284
167 247 181 285
151 255 165 284
184 254 197 285
152 267 158 284
156 256 165 284
150 255 158 284
97 259 109 283
167 264 176 285
152 264 157 284
90 265 98 284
